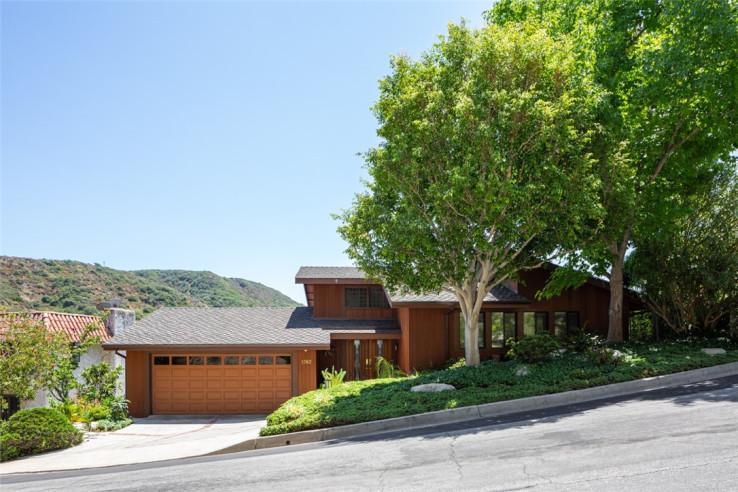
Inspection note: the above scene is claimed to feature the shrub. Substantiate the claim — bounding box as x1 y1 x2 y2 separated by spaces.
77 363 123 402
321 366 346 389
507 333 562 363
103 396 130 420
0 408 82 462
557 323 600 352
95 418 132 432
586 346 620 365
375 356 407 379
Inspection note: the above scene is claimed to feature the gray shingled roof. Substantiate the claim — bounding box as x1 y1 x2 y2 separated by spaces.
295 266 365 280
103 307 399 348
389 285 529 304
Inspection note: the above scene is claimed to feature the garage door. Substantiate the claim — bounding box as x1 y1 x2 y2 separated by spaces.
152 354 292 414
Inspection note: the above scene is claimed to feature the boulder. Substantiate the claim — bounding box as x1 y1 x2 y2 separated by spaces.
410 383 456 393
701 348 727 355
515 366 530 376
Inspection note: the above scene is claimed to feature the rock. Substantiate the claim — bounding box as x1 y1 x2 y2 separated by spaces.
90 421 99 431
612 350 622 359
701 348 727 355
410 383 456 393
515 366 530 376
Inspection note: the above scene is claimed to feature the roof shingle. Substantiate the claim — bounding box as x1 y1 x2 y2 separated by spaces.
103 307 399 348
389 285 529 305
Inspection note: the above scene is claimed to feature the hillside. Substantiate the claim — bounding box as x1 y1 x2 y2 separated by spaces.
0 256 300 318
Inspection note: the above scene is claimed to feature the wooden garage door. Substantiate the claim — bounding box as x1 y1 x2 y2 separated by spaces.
152 354 292 414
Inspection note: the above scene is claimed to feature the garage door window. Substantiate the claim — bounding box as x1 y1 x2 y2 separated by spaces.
154 356 169 365
224 356 239 365
172 356 187 365
189 356 204 365
276 356 291 365
206 356 222 365
241 356 256 365
259 356 274 365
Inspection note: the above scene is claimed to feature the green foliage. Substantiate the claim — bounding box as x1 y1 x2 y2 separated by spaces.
489 0 738 343
261 340 737 436
585 346 620 365
628 312 655 342
0 314 70 411
321 366 347 389
104 396 130 421
77 363 123 402
0 256 299 319
626 169 738 335
506 333 562 363
557 323 600 352
0 408 82 462
375 356 407 379
338 19 603 366
47 324 101 403
95 418 133 432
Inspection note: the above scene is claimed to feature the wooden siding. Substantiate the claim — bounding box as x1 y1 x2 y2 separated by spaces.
406 308 447 372
311 284 395 319
125 351 151 418
298 350 318 394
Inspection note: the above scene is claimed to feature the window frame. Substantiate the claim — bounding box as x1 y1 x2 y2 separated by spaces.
523 312 549 337
554 311 580 337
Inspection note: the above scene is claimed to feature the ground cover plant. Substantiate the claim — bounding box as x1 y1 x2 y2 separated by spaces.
260 339 738 436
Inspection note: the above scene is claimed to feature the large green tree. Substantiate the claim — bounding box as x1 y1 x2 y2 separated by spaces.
489 0 738 341
338 21 603 366
626 165 738 335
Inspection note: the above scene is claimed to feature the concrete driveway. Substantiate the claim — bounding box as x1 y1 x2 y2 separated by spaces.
0 414 266 475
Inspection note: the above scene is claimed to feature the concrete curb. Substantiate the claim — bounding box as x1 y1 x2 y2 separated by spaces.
213 361 738 454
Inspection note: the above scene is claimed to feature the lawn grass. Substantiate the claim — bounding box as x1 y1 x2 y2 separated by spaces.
260 339 738 436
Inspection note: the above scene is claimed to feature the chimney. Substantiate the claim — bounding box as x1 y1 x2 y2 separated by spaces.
106 308 136 336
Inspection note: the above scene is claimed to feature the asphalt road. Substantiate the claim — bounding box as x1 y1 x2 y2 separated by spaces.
4 375 738 491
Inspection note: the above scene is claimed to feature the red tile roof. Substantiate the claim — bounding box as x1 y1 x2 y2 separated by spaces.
0 311 110 343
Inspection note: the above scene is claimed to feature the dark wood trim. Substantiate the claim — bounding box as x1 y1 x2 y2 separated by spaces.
329 333 402 340
296 278 374 285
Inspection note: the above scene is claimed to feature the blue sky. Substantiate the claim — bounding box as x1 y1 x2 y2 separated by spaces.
1 1 489 304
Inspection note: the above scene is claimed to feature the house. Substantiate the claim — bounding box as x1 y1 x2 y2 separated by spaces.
104 265 641 418
0 310 131 414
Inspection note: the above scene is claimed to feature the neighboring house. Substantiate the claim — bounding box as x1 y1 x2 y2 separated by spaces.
104 266 642 418
0 310 132 411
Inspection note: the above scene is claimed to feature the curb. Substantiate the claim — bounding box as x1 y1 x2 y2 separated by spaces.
212 361 738 455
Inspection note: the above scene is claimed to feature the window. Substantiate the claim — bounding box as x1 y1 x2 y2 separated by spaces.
504 312 517 342
189 356 204 365
154 356 170 365
172 356 187 365
524 312 549 336
258 356 274 365
344 286 389 308
206 356 222 365
224 356 239 365
275 356 291 365
241 356 256 365
345 288 366 308
554 312 580 337
459 312 485 349
490 312 517 348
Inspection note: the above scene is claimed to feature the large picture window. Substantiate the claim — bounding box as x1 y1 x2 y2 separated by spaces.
490 312 517 348
459 312 485 349
554 311 580 336
523 312 549 337
344 286 389 308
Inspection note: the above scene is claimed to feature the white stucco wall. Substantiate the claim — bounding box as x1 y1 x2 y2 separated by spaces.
22 345 126 409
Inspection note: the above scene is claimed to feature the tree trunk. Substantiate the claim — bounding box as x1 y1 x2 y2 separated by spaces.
607 245 626 343
464 310 481 367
